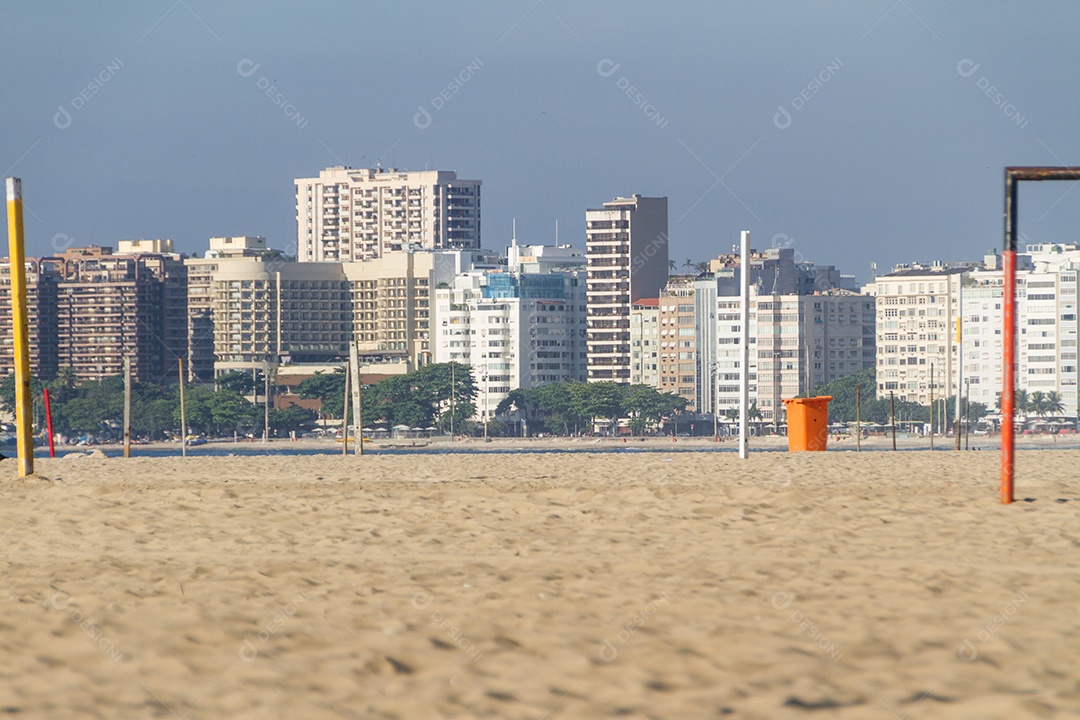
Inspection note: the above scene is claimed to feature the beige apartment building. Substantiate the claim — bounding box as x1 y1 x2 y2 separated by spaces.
210 259 350 378
343 251 435 369
295 166 481 262
185 237 272 382
586 195 668 383
658 276 697 406
865 265 973 404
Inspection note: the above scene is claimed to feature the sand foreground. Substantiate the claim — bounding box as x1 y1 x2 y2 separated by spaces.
2 450 1078 719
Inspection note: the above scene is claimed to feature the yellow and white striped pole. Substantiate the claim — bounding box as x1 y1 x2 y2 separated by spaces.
6 178 34 477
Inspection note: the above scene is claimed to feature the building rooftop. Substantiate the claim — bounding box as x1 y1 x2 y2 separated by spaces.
879 266 972 278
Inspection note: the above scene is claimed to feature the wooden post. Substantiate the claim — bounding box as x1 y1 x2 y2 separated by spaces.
855 383 861 452
43 388 55 458
263 364 270 445
123 357 132 458
890 390 896 451
965 379 971 451
342 362 350 456
179 359 187 458
349 341 362 455
6 178 33 476
929 363 935 451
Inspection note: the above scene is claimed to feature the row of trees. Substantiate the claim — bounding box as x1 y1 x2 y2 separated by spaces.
1006 390 1067 419
0 362 480 440
495 381 688 436
296 362 477 431
0 371 316 440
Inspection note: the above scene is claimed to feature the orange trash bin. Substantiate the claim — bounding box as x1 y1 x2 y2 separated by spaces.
782 396 832 452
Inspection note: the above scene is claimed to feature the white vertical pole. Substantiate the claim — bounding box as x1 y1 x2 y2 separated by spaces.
739 230 750 459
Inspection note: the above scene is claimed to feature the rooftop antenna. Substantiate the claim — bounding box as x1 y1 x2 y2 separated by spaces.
555 219 559 245
509 219 519 273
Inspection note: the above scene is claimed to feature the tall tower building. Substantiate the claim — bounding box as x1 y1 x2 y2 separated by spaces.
295 166 481 262
586 195 668 383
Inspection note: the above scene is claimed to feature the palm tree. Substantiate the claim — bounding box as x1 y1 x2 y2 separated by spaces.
1045 391 1065 418
667 259 677 273
1030 391 1048 418
1014 389 1030 417
748 401 763 435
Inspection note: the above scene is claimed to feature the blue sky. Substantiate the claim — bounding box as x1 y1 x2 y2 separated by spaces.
3 1 1079 282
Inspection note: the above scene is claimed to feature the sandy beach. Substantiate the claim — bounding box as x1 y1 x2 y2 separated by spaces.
2 450 1079 718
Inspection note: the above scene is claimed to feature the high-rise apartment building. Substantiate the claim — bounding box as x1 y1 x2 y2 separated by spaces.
586 195 668 383
295 166 481 262
0 258 61 380
715 289 875 426
56 253 188 382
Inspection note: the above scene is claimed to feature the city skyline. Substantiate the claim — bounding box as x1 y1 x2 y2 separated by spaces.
3 3 1080 285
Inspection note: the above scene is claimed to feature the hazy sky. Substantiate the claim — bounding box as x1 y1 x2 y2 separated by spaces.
3 1 1079 282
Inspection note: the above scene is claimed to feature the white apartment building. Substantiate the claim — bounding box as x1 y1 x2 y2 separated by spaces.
586 195 668 383
434 270 587 421
295 166 481 262
629 298 659 387
963 245 1080 415
715 290 875 426
694 275 718 415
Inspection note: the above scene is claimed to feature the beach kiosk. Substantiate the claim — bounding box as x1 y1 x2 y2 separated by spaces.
782 396 832 452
